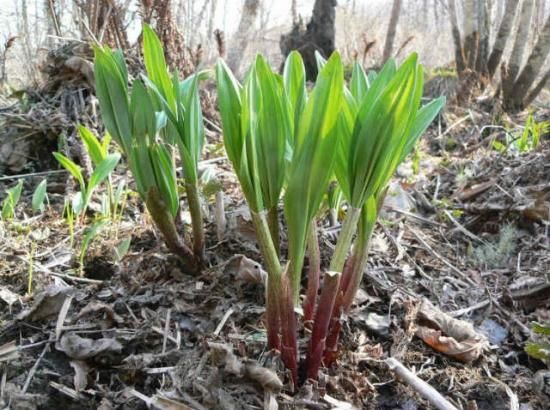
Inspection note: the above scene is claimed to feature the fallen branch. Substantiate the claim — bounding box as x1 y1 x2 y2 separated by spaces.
385 357 459 410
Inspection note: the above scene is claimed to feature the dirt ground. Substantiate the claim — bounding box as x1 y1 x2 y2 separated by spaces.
0 98 549 409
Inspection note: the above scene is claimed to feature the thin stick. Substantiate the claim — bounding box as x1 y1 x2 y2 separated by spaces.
162 309 171 354
213 307 234 336
385 357 459 410
22 343 50 393
409 228 476 286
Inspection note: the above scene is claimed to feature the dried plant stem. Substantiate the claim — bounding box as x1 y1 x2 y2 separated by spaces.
186 181 205 263
303 221 321 325
306 270 341 380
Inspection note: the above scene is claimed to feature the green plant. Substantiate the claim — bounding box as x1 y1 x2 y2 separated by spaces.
94 25 206 272
79 219 108 275
53 128 120 221
31 179 48 213
217 51 444 385
492 113 549 153
525 322 550 364
1 179 24 220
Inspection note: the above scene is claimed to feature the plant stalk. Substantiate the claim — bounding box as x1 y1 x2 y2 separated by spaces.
280 271 298 388
186 181 205 263
322 254 355 366
250 210 283 350
267 205 280 256
306 270 341 380
303 220 321 326
146 187 198 274
329 206 362 273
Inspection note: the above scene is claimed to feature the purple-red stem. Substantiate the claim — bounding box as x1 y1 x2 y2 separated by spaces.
306 271 341 380
280 274 298 388
303 222 321 326
266 275 281 351
323 255 355 366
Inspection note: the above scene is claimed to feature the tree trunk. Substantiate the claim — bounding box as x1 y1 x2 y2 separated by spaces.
503 0 535 98
506 14 550 110
448 0 466 73
226 0 260 75
280 0 337 80
474 0 489 74
382 0 403 62
462 0 478 69
487 0 519 77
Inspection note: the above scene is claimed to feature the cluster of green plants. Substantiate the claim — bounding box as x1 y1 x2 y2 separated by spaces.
492 113 549 154
216 49 444 384
89 25 446 386
94 25 206 273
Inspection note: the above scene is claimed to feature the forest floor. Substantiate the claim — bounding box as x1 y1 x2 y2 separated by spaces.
0 93 549 409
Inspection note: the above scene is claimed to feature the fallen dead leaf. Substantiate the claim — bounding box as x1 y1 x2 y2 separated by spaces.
57 333 122 361
208 342 283 391
225 254 267 285
69 360 90 391
17 285 74 322
0 287 19 307
415 299 488 363
77 301 124 329
0 341 19 362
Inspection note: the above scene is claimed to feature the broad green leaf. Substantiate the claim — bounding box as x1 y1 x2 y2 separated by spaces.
32 179 48 213
79 125 105 165
93 46 132 153
215 59 243 167
115 237 131 261
283 51 307 137
142 24 176 112
130 80 157 140
284 52 344 300
88 153 121 195
150 144 179 217
179 72 205 183
525 342 550 361
53 152 85 193
350 62 369 102
1 180 24 220
72 191 84 215
532 322 550 336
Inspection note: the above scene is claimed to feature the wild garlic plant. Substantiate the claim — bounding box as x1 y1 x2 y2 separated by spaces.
94 25 206 272
217 51 444 386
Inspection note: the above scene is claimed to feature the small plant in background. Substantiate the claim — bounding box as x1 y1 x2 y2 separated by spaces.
53 127 120 222
94 25 206 272
31 179 48 213
492 113 549 154
1 179 24 220
525 322 550 364
217 50 444 385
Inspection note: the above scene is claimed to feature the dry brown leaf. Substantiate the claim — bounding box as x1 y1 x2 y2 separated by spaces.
225 254 267 285
17 285 74 322
207 342 282 391
77 301 124 328
57 333 122 360
69 360 90 391
415 299 488 363
0 341 19 362
244 361 283 391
